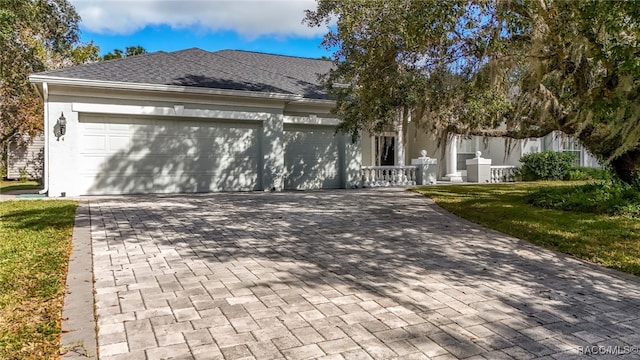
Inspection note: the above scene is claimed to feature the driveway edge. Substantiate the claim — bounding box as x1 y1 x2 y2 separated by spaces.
61 201 98 358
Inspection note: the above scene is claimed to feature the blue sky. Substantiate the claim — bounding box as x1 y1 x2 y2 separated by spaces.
71 0 334 59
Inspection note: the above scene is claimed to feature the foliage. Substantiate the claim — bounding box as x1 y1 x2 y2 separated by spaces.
505 1 640 184
566 166 611 181
305 0 640 183
0 0 81 170
25 147 44 183
69 41 100 65
519 151 576 181
0 200 77 358
306 1 454 141
18 167 28 182
102 45 147 60
527 180 640 217
412 182 640 276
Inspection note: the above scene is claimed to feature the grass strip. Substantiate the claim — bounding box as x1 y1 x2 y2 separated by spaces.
412 182 640 276
0 200 78 359
0 181 42 193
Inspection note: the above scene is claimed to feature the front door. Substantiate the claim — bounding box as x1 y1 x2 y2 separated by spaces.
376 136 395 166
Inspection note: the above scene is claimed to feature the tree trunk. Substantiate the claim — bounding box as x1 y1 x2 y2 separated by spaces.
610 149 640 184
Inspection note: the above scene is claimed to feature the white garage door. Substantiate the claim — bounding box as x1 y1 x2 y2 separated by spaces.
78 115 260 195
284 125 342 190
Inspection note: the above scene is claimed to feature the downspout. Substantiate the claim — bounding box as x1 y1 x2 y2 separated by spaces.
38 82 49 195
5 132 16 177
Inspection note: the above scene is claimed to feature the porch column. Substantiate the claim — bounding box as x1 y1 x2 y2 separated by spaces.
445 134 463 182
395 122 405 166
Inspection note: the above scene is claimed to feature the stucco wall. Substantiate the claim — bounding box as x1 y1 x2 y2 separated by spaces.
42 85 360 196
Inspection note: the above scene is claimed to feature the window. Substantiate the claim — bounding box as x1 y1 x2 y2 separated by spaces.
561 137 582 167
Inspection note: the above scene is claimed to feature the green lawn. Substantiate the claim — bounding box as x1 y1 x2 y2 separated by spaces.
412 182 640 276
0 180 42 193
0 200 78 359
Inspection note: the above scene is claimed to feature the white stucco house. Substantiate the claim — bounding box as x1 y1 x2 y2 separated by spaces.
29 48 598 196
363 129 600 183
29 48 361 197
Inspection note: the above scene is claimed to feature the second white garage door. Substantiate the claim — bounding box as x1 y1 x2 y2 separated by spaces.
78 115 260 195
284 125 343 190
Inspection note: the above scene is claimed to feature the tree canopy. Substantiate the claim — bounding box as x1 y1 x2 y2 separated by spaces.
305 0 640 183
70 41 100 65
0 0 132 177
102 45 147 60
0 0 80 147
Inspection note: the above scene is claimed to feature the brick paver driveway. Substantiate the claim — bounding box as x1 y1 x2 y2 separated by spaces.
90 189 640 360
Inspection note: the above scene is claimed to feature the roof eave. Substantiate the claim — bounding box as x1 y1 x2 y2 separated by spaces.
28 75 305 102
290 97 336 105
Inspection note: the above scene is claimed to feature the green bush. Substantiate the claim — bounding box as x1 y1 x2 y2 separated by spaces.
567 166 611 181
519 151 576 181
527 180 640 217
18 167 29 182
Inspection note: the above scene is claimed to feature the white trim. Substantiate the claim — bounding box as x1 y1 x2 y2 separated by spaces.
445 134 463 182
39 82 49 195
370 135 376 166
72 103 271 121
44 85 286 110
395 120 405 166
289 98 335 105
283 115 340 126
29 75 304 101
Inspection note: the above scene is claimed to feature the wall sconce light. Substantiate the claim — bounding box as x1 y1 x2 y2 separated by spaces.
58 112 66 136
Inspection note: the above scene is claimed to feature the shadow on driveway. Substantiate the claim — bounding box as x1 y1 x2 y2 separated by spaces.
88 189 640 359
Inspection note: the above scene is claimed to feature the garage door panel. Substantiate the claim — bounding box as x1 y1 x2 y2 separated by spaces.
149 128 256 145
81 153 257 166
81 175 155 195
82 135 107 151
284 125 342 190
108 135 132 151
82 122 106 131
106 122 132 133
78 115 260 194
154 171 256 193
79 155 107 174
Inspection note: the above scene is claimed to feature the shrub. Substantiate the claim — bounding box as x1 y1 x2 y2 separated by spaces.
527 180 640 217
519 151 575 181
18 167 29 182
567 166 611 181
26 148 44 184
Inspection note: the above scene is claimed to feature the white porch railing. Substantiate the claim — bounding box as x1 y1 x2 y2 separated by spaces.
361 166 417 187
490 166 518 183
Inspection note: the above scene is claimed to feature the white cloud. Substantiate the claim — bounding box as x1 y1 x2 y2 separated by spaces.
70 0 325 38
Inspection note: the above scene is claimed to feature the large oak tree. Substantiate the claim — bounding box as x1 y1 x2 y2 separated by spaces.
0 0 81 172
305 0 640 183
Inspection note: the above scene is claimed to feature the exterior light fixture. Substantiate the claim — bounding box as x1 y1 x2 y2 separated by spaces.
58 112 66 136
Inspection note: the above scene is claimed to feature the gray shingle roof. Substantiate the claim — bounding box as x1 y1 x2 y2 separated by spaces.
35 48 333 100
